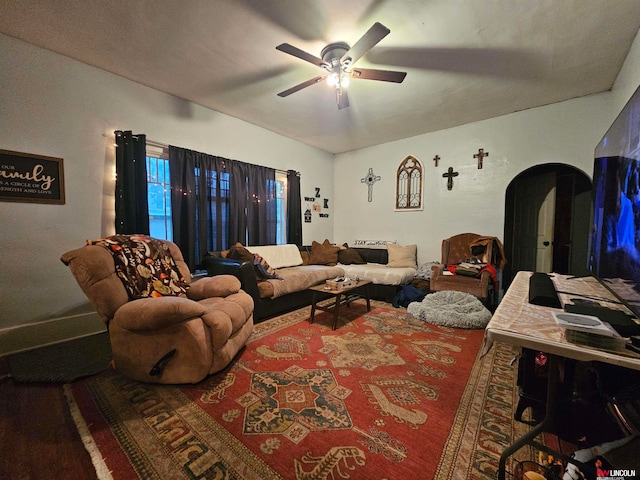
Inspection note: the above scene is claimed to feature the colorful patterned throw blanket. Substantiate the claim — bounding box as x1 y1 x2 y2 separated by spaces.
88 235 189 299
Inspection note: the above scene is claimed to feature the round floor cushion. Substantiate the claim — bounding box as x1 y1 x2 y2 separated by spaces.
407 290 492 329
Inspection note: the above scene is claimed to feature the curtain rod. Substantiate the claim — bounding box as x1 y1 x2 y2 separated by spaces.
116 132 297 175
145 139 296 175
146 139 167 150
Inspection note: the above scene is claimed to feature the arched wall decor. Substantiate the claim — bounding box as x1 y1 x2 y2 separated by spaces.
395 155 423 211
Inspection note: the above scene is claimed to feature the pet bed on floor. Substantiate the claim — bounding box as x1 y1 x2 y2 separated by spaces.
407 290 492 329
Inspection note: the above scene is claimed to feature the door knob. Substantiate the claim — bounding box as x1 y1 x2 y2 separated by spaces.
543 241 550 246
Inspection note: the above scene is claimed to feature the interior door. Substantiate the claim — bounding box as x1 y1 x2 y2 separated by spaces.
504 165 592 288
536 180 556 272
511 172 556 273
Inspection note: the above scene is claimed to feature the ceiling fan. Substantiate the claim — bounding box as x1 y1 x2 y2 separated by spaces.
276 22 407 110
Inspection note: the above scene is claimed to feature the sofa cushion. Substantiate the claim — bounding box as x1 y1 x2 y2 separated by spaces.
267 265 345 298
341 263 417 286
308 239 340 265
187 275 241 301
257 280 275 299
387 243 418 269
356 247 388 264
338 244 366 265
247 244 303 268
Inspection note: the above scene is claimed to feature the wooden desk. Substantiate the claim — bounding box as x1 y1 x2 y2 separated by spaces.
484 271 640 479
309 280 371 330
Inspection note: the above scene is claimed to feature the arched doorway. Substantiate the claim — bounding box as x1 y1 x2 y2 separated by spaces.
503 163 592 289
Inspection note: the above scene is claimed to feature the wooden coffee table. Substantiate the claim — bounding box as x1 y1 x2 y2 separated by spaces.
308 280 371 330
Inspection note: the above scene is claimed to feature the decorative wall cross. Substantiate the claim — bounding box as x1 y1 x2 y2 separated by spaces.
442 167 459 190
473 148 489 169
361 168 381 202
433 155 440 167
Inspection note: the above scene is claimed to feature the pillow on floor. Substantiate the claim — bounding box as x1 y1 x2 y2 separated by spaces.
407 291 491 328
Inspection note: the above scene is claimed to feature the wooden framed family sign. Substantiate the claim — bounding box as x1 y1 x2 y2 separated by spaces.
0 149 65 204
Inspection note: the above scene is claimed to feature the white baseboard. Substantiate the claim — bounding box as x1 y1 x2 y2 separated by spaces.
0 312 106 357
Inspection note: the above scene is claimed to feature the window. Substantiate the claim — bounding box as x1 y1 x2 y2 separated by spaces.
145 141 289 246
275 171 287 244
146 144 172 240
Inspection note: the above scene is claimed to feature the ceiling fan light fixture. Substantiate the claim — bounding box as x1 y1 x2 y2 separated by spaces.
276 23 405 109
327 71 349 90
327 72 339 87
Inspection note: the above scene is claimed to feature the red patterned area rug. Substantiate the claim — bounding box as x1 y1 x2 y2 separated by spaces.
65 300 532 480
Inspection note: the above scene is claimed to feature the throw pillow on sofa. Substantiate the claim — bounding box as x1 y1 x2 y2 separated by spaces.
339 243 366 265
253 254 282 280
226 244 255 263
227 244 282 280
308 239 340 265
387 243 418 269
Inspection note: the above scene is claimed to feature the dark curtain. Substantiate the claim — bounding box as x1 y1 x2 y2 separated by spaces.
198 155 230 256
229 160 277 246
228 161 248 246
287 170 302 246
169 146 275 269
168 146 197 268
114 130 149 235
169 146 229 270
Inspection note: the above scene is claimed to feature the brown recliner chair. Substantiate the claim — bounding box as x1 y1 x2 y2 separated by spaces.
61 235 254 384
430 233 502 304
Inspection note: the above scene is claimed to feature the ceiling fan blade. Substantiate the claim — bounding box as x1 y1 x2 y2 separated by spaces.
276 43 327 69
349 68 406 83
337 90 350 110
340 22 390 66
277 75 325 97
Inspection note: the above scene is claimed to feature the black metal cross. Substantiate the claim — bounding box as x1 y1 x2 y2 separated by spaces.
361 168 381 202
433 155 440 167
442 167 459 190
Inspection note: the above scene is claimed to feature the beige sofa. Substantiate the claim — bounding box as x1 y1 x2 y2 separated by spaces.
203 241 417 321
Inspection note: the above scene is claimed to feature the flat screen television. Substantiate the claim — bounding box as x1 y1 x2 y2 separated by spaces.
589 84 640 319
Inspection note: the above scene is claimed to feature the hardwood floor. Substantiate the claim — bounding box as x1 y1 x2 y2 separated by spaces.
0 358 97 479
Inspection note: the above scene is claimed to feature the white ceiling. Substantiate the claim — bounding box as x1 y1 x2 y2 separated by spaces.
1 0 640 154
